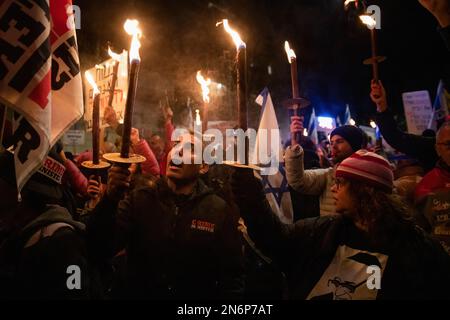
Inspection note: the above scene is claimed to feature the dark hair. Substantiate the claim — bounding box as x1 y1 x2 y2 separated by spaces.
347 179 415 245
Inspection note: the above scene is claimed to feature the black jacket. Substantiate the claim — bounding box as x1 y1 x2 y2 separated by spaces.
439 25 450 52
88 178 243 299
232 170 450 300
0 205 94 299
375 110 437 172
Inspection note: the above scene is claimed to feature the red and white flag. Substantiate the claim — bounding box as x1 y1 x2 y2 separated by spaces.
0 0 83 191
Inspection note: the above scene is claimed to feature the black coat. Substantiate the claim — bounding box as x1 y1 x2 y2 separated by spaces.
88 178 243 299
0 205 95 299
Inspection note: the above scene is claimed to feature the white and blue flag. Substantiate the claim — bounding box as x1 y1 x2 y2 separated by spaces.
308 107 318 145
344 104 352 125
253 88 293 224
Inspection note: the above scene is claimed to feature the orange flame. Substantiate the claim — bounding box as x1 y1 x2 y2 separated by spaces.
195 109 201 126
216 19 246 50
196 71 212 103
284 41 296 64
124 19 142 62
108 47 122 62
344 0 357 7
359 14 376 28
85 71 100 95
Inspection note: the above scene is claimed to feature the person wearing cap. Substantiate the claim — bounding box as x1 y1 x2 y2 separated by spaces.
286 117 366 216
231 150 450 299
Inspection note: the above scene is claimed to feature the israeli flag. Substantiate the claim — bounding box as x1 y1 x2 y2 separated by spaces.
308 108 318 145
344 104 352 125
253 88 293 224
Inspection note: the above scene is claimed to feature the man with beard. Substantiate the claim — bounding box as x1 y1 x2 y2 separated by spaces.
87 132 243 299
285 117 366 216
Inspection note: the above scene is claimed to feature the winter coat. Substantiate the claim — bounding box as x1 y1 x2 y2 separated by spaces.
285 145 336 216
375 110 437 172
88 178 243 299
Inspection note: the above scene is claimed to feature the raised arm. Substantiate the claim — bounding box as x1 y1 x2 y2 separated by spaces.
370 80 437 169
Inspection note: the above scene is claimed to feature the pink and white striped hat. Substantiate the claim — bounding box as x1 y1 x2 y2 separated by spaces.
336 150 394 193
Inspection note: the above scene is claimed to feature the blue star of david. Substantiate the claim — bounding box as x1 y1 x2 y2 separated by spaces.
260 163 289 207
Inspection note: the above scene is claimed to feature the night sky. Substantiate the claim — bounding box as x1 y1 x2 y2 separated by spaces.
74 0 449 140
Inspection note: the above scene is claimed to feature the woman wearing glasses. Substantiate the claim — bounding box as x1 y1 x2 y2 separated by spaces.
232 150 450 299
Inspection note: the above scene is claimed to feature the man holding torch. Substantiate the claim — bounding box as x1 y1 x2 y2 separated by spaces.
87 19 243 299
88 132 244 299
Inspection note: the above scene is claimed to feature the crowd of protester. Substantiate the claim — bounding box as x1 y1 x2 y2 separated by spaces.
0 0 449 300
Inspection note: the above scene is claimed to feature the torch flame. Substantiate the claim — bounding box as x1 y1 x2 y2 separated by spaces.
196 71 212 104
216 19 246 50
284 41 296 63
195 109 201 126
344 0 357 7
85 71 100 95
108 47 122 62
359 14 377 28
124 19 142 62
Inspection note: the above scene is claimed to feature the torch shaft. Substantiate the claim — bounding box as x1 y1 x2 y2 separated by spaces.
108 62 120 106
290 58 301 146
370 28 379 82
236 48 248 163
92 93 100 164
290 58 299 99
202 102 208 133
237 48 247 131
120 60 140 158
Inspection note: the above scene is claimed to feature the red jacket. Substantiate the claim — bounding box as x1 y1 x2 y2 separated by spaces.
63 159 88 198
414 162 450 203
132 139 160 176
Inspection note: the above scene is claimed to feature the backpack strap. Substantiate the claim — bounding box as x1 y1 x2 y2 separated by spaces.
24 223 74 248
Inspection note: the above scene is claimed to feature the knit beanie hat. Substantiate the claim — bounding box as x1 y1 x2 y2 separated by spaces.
331 125 366 152
336 150 394 193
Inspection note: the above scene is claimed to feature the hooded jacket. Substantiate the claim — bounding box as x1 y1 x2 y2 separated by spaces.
0 205 94 299
88 178 243 299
